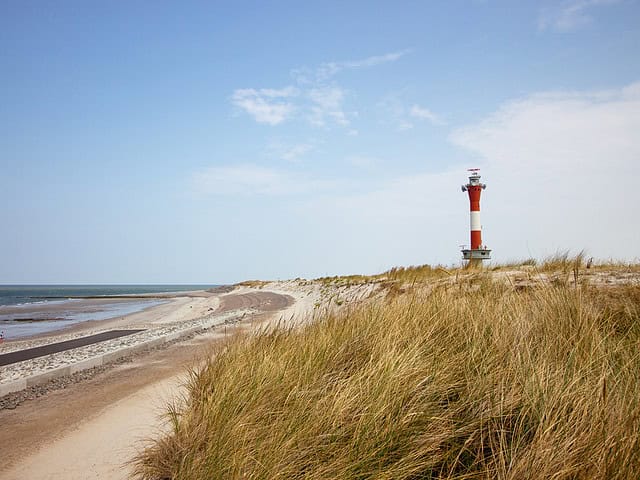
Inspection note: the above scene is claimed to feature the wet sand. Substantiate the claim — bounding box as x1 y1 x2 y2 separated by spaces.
0 286 229 341
0 297 157 318
0 291 214 348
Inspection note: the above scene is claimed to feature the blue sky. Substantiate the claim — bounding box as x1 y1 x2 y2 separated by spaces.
1 0 639 283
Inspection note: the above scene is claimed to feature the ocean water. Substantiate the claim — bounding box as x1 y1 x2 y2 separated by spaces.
0 285 218 307
0 285 218 340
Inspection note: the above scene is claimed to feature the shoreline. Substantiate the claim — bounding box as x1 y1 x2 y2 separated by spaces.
0 290 231 389
0 289 213 343
0 281 320 400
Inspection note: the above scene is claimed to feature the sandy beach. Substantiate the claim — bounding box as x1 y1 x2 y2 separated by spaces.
0 283 321 480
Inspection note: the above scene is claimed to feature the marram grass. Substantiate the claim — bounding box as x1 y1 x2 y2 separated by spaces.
135 277 640 479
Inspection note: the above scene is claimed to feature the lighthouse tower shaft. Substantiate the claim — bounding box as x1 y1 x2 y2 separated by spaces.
467 184 483 249
461 170 491 265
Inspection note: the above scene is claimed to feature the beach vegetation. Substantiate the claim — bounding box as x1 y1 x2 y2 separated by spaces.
236 280 270 288
135 257 640 479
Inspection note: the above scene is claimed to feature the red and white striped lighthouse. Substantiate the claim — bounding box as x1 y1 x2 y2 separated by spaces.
461 168 491 265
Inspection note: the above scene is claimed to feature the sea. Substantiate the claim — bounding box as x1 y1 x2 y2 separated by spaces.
0 285 218 340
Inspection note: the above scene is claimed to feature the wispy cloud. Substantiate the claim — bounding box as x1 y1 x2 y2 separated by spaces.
346 155 381 169
310 50 411 83
377 92 408 131
378 93 445 131
267 140 314 162
193 164 285 195
410 104 446 126
233 50 410 129
192 164 344 196
231 87 299 125
538 0 621 32
308 86 350 127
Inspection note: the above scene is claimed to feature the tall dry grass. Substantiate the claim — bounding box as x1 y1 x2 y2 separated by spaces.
135 277 640 479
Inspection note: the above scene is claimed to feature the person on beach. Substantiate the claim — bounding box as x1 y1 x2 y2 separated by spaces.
0 331 4 343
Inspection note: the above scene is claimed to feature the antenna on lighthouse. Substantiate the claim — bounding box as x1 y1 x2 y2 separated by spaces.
460 168 491 267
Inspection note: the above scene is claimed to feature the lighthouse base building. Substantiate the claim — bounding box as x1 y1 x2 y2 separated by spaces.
461 248 491 262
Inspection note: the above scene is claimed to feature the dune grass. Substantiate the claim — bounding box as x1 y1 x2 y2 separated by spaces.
135 267 640 479
236 280 270 288
316 264 452 287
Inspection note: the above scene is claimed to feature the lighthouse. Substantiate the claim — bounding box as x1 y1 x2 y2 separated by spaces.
461 168 491 266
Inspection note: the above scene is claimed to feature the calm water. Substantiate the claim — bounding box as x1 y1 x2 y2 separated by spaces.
0 285 218 307
0 285 219 339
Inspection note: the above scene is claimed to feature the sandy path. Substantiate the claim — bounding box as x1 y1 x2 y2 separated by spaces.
1 376 181 480
0 290 293 480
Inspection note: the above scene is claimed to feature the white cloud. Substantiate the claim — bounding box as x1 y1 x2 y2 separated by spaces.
220 82 639 267
308 86 349 127
314 50 411 82
450 81 640 260
192 81 640 275
539 0 621 32
377 92 410 131
231 87 298 125
294 81 640 269
378 94 445 131
450 83 640 171
410 104 446 126
281 144 313 162
234 50 409 129
193 164 284 195
208 82 639 278
295 169 464 273
192 164 344 196
267 141 314 162
347 155 381 169
341 50 410 68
